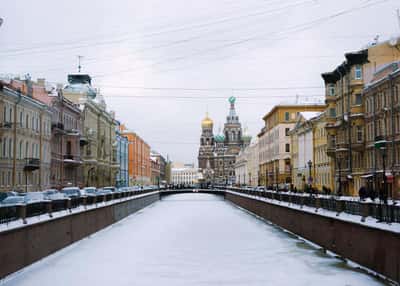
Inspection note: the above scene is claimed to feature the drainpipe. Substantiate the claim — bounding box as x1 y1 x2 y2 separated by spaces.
12 89 22 188
389 74 395 198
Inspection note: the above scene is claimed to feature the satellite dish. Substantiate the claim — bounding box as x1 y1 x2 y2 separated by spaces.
389 36 399 46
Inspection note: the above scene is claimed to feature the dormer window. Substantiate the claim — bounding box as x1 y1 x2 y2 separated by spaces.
355 65 362 80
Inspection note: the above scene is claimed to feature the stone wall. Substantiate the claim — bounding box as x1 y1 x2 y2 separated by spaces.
0 193 159 279
226 192 400 284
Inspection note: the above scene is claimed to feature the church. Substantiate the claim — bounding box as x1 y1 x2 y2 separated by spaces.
198 97 251 185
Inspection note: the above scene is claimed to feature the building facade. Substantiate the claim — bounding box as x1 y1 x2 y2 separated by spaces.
290 112 333 192
63 74 119 188
121 126 151 186
321 38 400 196
150 154 161 185
0 82 52 192
258 104 325 188
363 61 400 199
116 123 129 188
171 166 200 185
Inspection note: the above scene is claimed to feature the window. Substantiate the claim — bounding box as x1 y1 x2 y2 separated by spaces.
354 94 362 105
329 108 336 118
355 65 362 80
284 112 290 121
328 84 335 96
285 143 290 153
285 128 290 136
356 126 363 142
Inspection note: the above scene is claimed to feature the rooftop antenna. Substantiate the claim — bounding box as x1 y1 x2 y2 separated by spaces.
77 55 83 73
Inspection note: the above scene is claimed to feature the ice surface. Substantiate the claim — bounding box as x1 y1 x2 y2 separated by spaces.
1 193 386 286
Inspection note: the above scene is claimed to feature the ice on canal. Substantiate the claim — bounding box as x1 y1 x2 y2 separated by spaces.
2 193 385 286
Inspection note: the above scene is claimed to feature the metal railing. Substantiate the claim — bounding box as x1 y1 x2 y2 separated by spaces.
222 187 400 224
0 189 160 226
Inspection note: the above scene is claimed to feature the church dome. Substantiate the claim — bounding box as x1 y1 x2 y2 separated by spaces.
201 113 213 128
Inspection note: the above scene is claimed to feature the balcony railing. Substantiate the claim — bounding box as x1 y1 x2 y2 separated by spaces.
63 154 82 165
51 122 65 134
0 122 12 129
24 158 40 171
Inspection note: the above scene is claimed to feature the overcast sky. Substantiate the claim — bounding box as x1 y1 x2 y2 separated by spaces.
1 0 400 164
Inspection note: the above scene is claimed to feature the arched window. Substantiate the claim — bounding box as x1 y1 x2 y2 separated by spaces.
9 138 12 159
25 142 29 158
19 141 23 159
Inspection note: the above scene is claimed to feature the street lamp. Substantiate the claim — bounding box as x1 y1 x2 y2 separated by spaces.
336 157 343 197
307 160 313 192
375 136 388 205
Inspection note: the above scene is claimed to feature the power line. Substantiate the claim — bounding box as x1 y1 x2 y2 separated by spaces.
93 0 389 78
98 85 324 91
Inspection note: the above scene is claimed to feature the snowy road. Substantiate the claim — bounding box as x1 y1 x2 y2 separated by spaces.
2 193 386 286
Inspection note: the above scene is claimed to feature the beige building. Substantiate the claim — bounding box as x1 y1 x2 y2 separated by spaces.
290 112 334 192
322 38 400 196
0 82 52 192
258 104 325 188
63 74 119 188
363 61 400 199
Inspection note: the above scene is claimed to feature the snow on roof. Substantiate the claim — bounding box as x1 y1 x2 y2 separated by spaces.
299 111 322 121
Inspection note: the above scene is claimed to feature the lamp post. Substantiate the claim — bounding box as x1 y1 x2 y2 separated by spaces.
375 136 388 219
337 157 342 197
307 160 313 192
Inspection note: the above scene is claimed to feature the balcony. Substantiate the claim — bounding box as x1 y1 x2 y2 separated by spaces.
0 122 12 129
51 122 65 134
79 135 89 146
24 158 40 171
351 138 364 152
63 154 82 165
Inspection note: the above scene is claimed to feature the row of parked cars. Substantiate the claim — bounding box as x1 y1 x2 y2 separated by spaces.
0 185 164 207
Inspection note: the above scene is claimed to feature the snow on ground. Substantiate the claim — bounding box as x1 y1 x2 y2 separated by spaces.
1 193 387 286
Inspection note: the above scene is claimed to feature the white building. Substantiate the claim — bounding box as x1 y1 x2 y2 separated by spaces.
171 166 201 185
234 139 259 186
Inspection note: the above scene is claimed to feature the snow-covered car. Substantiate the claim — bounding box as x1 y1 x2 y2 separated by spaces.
43 189 68 201
60 187 82 198
0 196 26 206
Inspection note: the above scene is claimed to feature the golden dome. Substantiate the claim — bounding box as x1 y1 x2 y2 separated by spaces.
201 113 213 128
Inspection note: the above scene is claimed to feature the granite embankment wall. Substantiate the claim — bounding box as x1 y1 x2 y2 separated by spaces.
0 192 159 279
226 192 400 284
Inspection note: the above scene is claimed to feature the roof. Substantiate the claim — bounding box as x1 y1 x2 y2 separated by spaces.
299 111 322 121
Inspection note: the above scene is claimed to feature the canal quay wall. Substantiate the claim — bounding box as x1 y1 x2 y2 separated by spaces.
225 191 400 284
0 192 159 280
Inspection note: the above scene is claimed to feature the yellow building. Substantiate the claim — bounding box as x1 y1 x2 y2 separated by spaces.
63 74 119 188
321 38 400 196
258 104 325 189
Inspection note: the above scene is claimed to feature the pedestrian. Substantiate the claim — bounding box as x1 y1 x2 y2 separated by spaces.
359 186 366 201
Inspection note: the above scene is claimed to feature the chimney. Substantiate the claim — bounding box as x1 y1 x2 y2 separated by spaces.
36 78 46 87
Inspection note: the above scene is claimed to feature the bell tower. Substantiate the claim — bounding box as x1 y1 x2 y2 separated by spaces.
198 113 214 170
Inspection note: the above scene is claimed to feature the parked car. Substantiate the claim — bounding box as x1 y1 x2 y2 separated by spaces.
255 186 266 192
60 187 82 198
103 186 116 193
0 191 18 202
0 196 25 206
81 187 98 197
23 192 48 203
43 189 68 200
96 188 113 195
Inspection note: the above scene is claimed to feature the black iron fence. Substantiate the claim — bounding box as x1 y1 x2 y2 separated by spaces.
222 187 400 224
0 189 158 226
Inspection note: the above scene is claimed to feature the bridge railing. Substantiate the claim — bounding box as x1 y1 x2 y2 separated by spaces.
0 189 160 226
220 187 400 224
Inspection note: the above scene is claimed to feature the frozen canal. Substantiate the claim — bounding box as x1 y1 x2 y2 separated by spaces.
2 193 386 286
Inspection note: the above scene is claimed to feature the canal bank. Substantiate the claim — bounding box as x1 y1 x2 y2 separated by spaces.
2 193 385 286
